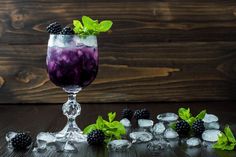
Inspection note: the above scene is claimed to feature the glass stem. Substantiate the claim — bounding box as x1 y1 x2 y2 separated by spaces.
62 93 81 131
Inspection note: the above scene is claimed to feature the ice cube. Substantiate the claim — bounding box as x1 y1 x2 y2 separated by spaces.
203 114 218 123
64 141 78 152
157 113 178 123
107 140 132 151
202 130 222 142
120 118 131 127
5 131 17 142
129 132 153 143
164 128 179 139
151 122 166 135
186 137 201 147
204 122 220 130
36 132 56 143
147 139 171 154
138 119 154 128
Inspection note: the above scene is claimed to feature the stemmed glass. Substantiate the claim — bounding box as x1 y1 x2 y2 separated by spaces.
36 34 98 147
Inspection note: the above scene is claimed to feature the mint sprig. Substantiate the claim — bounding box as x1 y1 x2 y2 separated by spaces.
177 108 206 126
213 125 236 151
83 112 126 144
73 16 113 37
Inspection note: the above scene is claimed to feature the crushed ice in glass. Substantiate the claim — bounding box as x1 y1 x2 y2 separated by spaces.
107 140 132 151
203 114 218 123
186 137 201 147
164 128 179 139
151 122 166 135
138 119 154 128
157 113 178 123
202 130 222 142
129 132 153 143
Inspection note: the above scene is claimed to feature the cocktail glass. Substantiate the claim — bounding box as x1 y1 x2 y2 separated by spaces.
36 34 98 149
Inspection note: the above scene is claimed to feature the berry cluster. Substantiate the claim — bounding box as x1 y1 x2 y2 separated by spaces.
11 133 32 150
121 108 150 121
87 129 105 145
46 22 74 35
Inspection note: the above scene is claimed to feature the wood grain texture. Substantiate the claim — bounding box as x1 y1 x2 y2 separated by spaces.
0 102 236 157
0 0 236 103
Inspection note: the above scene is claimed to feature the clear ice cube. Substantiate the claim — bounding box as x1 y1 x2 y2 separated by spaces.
147 139 170 153
204 122 220 130
151 122 166 135
202 130 221 142
107 140 132 151
157 113 178 123
5 131 17 142
37 132 56 143
129 132 153 143
138 119 154 128
186 137 201 147
164 128 179 139
203 114 218 123
120 118 131 127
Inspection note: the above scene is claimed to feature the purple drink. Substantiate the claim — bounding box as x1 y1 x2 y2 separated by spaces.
46 35 98 88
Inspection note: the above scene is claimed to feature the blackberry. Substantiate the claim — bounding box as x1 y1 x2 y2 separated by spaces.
192 120 205 136
11 133 32 150
87 129 105 145
46 22 62 34
176 120 190 136
121 108 133 120
60 27 75 35
134 108 150 120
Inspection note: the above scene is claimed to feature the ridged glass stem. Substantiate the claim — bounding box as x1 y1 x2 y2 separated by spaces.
62 93 81 130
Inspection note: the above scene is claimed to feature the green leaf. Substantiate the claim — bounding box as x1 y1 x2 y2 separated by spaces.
186 117 197 126
224 125 236 143
82 16 97 30
98 20 113 32
169 122 176 130
213 126 236 151
83 124 97 134
195 110 206 120
108 112 116 122
96 116 104 129
178 108 191 121
73 20 83 29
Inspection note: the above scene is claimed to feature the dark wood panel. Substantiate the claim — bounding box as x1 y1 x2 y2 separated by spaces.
0 41 235 103
0 1 236 44
0 0 236 103
0 102 236 157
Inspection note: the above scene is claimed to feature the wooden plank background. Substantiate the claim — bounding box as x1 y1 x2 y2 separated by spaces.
0 0 236 103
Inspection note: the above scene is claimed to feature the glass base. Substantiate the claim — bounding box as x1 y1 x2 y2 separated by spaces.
35 87 87 152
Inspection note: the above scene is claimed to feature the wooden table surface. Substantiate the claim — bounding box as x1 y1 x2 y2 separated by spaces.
0 102 236 157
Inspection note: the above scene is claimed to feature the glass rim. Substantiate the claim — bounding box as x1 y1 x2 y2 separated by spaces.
49 34 97 38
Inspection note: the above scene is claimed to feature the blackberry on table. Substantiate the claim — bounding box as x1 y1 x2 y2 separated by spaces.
176 120 190 136
46 22 62 34
87 129 105 145
134 108 150 120
11 133 32 150
192 120 205 136
121 108 133 120
60 27 75 35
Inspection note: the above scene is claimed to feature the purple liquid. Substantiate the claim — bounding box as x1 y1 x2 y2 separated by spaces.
46 46 98 88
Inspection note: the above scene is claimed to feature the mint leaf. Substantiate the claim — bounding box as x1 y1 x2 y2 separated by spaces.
178 108 191 121
82 16 97 30
98 21 113 32
169 122 176 130
186 117 197 126
83 124 97 134
73 20 83 29
96 116 104 129
195 110 206 120
108 112 116 122
224 125 236 143
213 126 236 151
